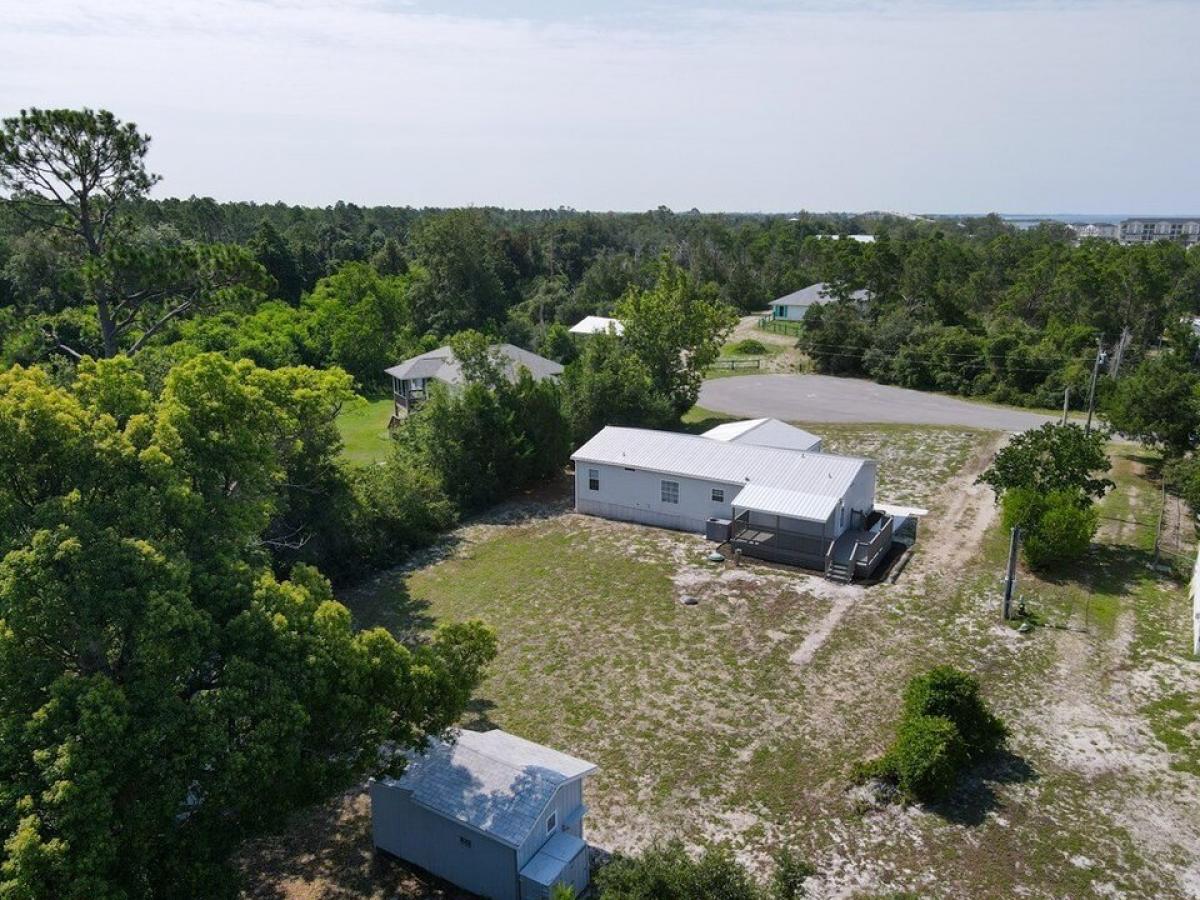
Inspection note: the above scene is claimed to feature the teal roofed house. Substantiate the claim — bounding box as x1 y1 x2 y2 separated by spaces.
370 729 596 900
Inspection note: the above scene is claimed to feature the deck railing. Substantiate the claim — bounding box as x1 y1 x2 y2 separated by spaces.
852 514 894 575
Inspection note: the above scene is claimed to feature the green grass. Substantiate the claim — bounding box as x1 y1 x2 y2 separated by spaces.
336 397 393 466
326 426 1200 896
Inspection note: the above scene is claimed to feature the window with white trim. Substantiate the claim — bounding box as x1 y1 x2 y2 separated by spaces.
546 812 557 833
711 488 724 502
661 480 679 504
588 468 600 491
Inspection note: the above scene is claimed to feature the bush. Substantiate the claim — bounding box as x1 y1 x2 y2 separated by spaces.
731 338 767 356
861 666 1008 804
888 714 965 801
901 666 1008 760
595 839 814 900
1001 487 1097 569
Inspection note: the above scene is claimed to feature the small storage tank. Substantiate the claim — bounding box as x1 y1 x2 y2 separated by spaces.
705 517 732 542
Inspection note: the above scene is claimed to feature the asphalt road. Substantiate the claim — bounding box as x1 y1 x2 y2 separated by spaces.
698 374 1058 431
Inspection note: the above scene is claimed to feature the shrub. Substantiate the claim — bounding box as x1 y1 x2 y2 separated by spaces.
860 666 1008 804
769 848 815 899
901 666 1008 760
1001 487 1097 569
596 839 759 900
731 338 767 356
888 714 965 801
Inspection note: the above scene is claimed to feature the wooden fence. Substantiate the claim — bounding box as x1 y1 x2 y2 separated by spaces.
709 358 762 371
757 316 803 336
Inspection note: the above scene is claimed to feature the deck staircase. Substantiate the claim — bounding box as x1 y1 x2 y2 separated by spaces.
826 559 853 583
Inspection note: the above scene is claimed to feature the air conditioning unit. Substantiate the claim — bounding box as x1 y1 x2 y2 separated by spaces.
705 517 732 543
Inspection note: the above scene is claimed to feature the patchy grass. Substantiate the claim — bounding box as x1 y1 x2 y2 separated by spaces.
337 397 394 466
248 429 1200 898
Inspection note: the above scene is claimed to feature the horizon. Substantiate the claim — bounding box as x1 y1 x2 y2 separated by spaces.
4 0 1199 213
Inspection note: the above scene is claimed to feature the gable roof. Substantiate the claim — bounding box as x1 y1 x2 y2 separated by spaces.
568 316 625 336
702 417 821 452
389 729 596 849
769 282 870 308
572 426 867 498
384 344 563 385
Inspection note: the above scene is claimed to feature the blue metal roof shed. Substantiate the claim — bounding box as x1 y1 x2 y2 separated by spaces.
371 729 597 900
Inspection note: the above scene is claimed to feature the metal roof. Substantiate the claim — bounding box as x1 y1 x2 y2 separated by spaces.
389 729 596 848
702 417 821 452
519 832 587 886
384 344 563 385
568 316 625 336
731 483 840 522
572 426 868 498
769 282 870 307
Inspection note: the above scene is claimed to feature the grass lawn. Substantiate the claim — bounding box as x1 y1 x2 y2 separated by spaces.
337 397 394 466
243 425 1200 898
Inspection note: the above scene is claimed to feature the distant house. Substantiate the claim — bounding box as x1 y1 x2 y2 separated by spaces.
384 344 563 420
568 316 624 337
572 425 905 581
371 729 597 900
1119 217 1200 246
769 283 871 322
702 417 822 452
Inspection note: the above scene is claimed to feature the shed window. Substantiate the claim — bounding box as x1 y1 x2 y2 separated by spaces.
661 481 679 504
588 468 600 491
546 812 557 834
711 488 724 503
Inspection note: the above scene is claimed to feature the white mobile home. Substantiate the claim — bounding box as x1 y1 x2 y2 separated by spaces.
371 729 597 900
572 426 892 579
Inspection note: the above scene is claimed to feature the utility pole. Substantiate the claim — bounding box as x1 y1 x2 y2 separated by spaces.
1085 338 1105 435
1061 386 1071 426
1003 526 1021 620
1109 326 1132 379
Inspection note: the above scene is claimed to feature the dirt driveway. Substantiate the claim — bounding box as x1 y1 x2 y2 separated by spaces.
699 373 1059 431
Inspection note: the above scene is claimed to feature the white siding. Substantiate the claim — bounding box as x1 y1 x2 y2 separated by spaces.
774 303 808 321
576 464 742 533
517 779 585 869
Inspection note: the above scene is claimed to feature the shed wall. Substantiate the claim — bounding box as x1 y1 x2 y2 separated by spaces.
517 779 585 868
370 781 519 900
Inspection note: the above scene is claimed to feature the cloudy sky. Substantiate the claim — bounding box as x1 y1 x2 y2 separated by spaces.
3 1 1197 213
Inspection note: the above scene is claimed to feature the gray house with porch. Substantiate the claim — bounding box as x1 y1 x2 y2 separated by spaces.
384 344 563 422
370 728 596 900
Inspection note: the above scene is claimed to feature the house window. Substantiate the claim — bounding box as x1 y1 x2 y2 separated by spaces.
711 488 724 502
661 481 679 504
546 812 557 834
588 469 600 491
459 836 472 848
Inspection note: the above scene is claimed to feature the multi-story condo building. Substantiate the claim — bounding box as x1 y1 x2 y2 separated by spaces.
1119 217 1200 245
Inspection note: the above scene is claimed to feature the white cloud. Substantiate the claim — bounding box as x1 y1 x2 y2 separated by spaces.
2 0 1197 212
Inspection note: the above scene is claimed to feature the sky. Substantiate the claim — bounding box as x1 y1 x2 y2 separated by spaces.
2 0 1198 214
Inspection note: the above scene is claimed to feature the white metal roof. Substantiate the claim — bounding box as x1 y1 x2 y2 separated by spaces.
702 418 821 452
384 344 563 385
572 426 868 498
568 316 624 336
519 832 587 886
389 729 596 848
874 502 929 518
731 483 839 522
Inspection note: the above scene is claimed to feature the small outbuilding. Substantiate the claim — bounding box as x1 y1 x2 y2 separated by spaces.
702 417 822 453
568 315 625 337
371 728 596 900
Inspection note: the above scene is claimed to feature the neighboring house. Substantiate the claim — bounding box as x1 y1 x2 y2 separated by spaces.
371 729 597 900
1070 222 1119 241
702 417 822 453
568 315 625 337
768 283 871 321
572 426 902 581
1119 217 1200 246
384 344 563 420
